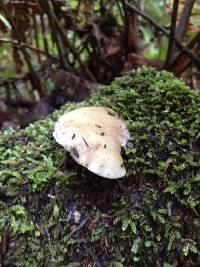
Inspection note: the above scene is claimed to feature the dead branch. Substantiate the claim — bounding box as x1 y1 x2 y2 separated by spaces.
172 32 200 75
0 38 58 61
39 0 74 71
40 0 97 83
72 0 82 48
121 0 130 59
165 0 179 69
0 74 29 87
175 0 195 41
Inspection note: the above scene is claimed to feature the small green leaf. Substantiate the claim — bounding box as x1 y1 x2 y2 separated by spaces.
131 238 141 254
130 221 137 234
122 219 130 231
53 204 59 218
35 230 41 237
112 261 124 267
163 263 173 267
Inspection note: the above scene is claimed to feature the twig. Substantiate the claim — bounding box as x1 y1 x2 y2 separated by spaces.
57 34 70 70
0 74 29 87
126 2 200 68
175 0 195 41
121 0 129 59
33 14 41 63
48 0 70 69
72 0 82 48
0 38 58 61
40 14 49 54
12 44 23 73
6 0 38 8
39 0 72 71
171 32 200 75
171 33 200 76
165 0 179 69
127 2 170 35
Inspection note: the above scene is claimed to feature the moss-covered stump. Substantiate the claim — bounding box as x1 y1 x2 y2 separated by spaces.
1 68 200 266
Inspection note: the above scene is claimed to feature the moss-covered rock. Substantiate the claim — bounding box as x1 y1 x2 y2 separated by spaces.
1 67 200 266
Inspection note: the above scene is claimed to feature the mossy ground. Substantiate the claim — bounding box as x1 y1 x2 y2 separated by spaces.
1 67 200 266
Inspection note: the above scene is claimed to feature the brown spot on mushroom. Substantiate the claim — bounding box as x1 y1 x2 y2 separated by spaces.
82 137 89 147
108 111 115 116
71 147 79 158
121 163 124 168
95 125 102 128
104 144 106 149
100 132 105 136
72 133 75 139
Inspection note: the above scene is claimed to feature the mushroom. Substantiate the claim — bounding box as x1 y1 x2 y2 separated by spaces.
53 106 129 179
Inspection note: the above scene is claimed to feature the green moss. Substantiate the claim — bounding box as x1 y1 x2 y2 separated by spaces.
1 67 200 266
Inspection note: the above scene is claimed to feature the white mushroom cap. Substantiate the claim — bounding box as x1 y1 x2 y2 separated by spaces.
53 106 129 179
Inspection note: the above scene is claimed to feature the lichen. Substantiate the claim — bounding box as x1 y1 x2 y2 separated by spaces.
1 67 200 266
